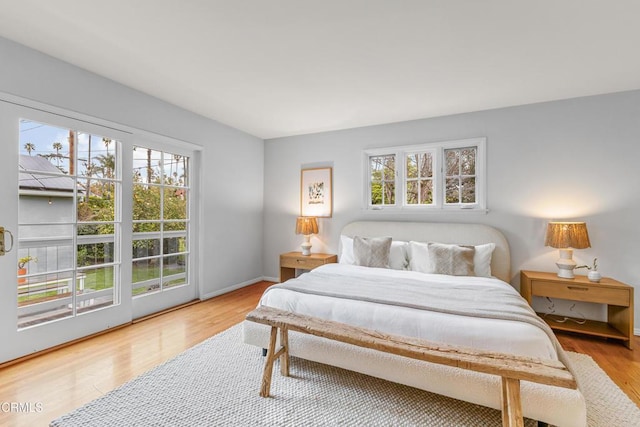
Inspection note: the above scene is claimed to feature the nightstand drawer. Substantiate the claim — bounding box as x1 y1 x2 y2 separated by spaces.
531 280 630 306
280 255 325 270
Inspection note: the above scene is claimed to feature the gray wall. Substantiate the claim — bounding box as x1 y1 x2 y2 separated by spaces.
0 36 264 297
264 90 640 328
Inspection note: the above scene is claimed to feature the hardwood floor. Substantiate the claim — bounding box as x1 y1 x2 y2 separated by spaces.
0 280 637 427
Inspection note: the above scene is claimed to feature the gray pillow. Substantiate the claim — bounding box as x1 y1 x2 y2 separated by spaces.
353 236 392 268
427 242 476 276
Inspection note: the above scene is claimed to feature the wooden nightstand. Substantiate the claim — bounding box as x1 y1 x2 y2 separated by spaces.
521 270 634 349
279 252 337 283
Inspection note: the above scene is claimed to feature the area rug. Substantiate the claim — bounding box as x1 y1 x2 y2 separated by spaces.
51 324 640 426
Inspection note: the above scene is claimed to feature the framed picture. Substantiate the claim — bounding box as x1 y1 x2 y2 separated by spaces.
300 167 332 217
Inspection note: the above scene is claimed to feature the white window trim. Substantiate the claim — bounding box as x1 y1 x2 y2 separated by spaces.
363 137 487 212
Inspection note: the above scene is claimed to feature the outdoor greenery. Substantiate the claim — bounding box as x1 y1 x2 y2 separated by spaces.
19 126 190 309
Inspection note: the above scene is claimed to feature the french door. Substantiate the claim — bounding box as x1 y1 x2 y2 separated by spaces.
0 99 198 363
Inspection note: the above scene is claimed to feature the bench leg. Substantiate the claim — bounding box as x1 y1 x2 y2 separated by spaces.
279 327 289 376
501 377 524 427
260 326 278 397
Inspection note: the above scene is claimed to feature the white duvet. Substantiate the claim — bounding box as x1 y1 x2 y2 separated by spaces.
258 263 558 361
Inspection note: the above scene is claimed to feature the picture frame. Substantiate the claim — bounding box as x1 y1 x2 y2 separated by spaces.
300 167 332 217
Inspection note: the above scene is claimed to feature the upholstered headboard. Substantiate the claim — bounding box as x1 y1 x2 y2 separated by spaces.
340 221 511 283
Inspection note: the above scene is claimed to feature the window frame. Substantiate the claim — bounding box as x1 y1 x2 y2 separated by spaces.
363 137 486 212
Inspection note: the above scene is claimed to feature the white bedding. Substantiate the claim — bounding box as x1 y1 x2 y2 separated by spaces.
258 263 559 361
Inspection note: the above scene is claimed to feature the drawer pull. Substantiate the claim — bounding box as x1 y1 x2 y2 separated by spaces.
567 286 588 291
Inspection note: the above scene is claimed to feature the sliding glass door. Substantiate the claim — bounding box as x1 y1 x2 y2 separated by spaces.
0 99 199 363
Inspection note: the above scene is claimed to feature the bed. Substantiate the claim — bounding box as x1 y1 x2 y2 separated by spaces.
242 221 586 427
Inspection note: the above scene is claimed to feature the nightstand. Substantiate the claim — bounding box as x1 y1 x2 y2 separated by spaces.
520 270 634 349
279 252 337 283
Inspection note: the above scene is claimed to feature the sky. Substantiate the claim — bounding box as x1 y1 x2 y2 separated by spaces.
19 119 187 183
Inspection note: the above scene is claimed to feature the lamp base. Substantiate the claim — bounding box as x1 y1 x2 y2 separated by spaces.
301 235 312 256
556 248 577 279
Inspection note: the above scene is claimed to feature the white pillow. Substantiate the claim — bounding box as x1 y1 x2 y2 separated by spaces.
339 235 355 264
339 235 409 270
473 243 495 278
389 241 409 270
408 241 495 277
408 241 432 273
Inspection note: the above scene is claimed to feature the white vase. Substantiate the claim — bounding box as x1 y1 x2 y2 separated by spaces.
588 270 601 283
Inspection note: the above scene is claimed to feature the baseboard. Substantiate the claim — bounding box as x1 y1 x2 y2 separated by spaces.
634 328 640 336
200 276 273 300
262 276 279 283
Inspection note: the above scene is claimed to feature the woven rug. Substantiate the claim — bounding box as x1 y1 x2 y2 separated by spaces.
51 324 640 426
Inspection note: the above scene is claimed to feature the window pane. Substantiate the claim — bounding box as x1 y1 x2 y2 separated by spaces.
420 180 433 204
77 240 114 267
164 153 188 186
133 222 161 233
133 184 161 220
78 134 117 179
406 181 418 204
163 255 186 289
20 120 71 175
384 182 395 204
419 153 433 178
446 178 460 203
132 259 161 296
461 177 476 203
19 172 75 195
370 156 383 180
371 182 382 205
77 182 116 222
133 238 161 259
445 149 460 176
163 236 186 255
406 154 418 179
133 147 162 184
460 147 476 175
383 156 395 180
80 266 114 292
164 221 186 232
18 271 73 304
163 187 188 220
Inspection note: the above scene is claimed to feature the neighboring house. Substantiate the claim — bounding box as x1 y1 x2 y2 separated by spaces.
18 154 75 275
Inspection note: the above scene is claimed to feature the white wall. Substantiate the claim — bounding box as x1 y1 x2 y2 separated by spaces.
264 90 640 328
0 36 264 297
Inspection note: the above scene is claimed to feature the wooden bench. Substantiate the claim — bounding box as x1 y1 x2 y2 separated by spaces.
245 306 577 427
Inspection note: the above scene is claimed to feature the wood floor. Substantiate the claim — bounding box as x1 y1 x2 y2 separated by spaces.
0 280 638 427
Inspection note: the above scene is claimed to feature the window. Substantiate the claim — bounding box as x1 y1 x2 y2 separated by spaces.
132 147 189 296
18 119 121 327
364 137 486 211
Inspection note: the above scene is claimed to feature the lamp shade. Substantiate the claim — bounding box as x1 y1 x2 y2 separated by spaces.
295 217 318 235
544 222 591 249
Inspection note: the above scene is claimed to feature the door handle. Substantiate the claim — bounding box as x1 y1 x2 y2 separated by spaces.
0 226 14 255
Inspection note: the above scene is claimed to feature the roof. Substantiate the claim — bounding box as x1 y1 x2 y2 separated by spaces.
19 155 75 192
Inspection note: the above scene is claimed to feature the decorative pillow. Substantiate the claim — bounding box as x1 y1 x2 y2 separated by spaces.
341 236 408 270
353 236 392 268
427 242 475 276
409 241 495 277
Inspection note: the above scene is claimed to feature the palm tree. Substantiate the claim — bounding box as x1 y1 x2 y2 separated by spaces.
103 138 112 156
24 142 35 155
52 142 63 167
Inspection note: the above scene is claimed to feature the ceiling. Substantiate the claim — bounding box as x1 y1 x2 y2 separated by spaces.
1 1 639 139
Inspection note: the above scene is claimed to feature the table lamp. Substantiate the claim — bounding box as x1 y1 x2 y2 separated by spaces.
544 221 591 279
296 217 318 256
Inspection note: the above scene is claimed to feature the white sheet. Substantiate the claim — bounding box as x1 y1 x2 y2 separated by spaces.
259 263 558 360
